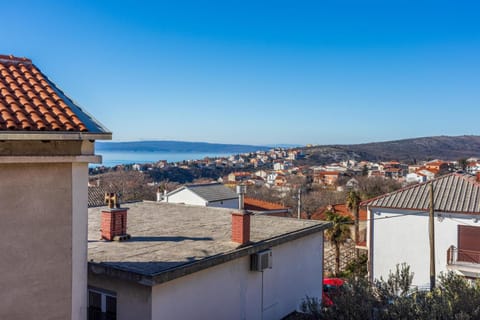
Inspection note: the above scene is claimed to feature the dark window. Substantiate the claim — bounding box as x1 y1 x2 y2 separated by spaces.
88 288 117 320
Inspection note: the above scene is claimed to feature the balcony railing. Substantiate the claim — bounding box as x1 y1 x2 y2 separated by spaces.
447 246 480 265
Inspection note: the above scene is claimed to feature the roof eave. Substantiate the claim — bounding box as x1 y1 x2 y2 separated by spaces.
0 131 112 141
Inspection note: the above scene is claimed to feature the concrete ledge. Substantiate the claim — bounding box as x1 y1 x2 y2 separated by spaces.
0 155 103 164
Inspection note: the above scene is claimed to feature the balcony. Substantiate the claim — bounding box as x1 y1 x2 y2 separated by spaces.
446 246 480 277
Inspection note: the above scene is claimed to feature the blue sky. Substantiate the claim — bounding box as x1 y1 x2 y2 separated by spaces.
3 1 479 145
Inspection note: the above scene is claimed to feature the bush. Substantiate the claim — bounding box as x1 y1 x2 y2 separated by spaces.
301 264 480 320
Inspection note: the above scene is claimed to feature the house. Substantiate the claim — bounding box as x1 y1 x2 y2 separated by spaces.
314 171 340 186
255 169 268 179
274 174 288 187
425 160 449 173
384 167 403 179
273 161 285 171
287 150 298 160
227 171 251 183
345 178 359 190
466 161 480 174
406 172 427 184
267 172 278 185
416 168 436 180
162 182 239 209
0 54 111 319
246 176 266 187
88 202 331 320
362 173 480 288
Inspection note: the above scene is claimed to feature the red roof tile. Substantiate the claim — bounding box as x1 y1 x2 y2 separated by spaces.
244 197 288 211
0 54 88 132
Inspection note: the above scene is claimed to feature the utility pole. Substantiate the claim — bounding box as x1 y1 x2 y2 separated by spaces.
297 188 301 219
429 182 436 290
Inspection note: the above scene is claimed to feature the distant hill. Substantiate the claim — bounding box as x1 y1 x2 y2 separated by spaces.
300 135 480 164
96 140 270 154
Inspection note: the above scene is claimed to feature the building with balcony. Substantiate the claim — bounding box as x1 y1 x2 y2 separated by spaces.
362 173 480 288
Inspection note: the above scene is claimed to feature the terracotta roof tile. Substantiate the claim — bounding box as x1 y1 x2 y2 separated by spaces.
244 197 288 211
0 54 89 132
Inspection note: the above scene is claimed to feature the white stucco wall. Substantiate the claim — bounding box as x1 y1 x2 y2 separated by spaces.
164 189 238 209
72 163 88 320
151 232 324 320
369 208 479 288
164 189 207 206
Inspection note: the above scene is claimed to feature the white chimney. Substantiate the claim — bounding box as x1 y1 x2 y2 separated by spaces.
156 187 162 202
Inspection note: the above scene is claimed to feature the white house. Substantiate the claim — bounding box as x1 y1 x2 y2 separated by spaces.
255 170 268 179
405 172 427 184
363 173 480 288
466 161 480 174
267 172 278 185
88 202 331 320
417 169 436 181
162 182 239 209
273 161 285 171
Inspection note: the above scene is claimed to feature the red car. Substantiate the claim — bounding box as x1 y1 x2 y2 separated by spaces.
322 278 345 307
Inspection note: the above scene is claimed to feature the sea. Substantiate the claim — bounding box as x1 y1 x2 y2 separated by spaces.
92 150 232 167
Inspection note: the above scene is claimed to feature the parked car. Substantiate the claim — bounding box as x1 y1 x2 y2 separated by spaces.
322 278 345 307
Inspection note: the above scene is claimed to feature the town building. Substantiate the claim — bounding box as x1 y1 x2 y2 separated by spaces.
161 182 239 209
88 202 331 320
0 54 110 319
362 173 480 288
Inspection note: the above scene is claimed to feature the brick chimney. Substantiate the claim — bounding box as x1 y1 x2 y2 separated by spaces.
101 193 130 241
231 211 251 245
101 208 130 241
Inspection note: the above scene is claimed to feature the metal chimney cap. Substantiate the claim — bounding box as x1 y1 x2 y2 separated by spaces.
236 184 247 195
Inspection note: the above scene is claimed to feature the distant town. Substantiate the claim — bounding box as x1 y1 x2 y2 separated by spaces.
88 144 479 205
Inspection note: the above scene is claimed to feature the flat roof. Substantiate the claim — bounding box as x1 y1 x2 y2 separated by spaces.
88 201 330 286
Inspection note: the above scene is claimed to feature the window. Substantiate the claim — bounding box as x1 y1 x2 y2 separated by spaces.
458 225 480 263
88 288 116 320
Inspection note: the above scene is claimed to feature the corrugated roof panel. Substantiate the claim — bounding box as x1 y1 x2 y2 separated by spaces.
362 173 480 214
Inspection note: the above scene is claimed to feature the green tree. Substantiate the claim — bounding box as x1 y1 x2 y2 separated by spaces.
458 158 469 171
362 165 369 176
325 211 352 275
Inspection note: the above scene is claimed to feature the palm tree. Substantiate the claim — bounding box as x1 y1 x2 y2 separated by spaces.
346 190 361 251
325 210 353 276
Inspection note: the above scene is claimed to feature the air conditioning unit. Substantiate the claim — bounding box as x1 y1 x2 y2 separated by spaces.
250 249 272 272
